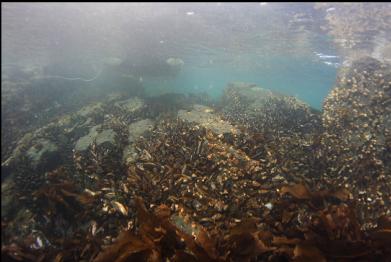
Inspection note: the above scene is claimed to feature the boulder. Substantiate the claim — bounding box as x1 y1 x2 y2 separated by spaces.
74 125 121 174
221 82 321 135
26 138 59 169
322 56 391 178
75 125 117 152
114 97 145 114
1 100 109 184
128 119 155 143
77 102 104 118
178 104 239 135
123 119 155 165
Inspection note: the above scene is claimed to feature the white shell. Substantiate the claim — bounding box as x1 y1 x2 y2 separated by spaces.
265 203 273 210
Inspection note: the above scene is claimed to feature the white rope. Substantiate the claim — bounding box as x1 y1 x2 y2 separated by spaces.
40 67 104 82
2 63 104 82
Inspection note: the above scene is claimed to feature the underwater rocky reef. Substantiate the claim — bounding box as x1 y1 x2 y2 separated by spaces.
1 55 390 261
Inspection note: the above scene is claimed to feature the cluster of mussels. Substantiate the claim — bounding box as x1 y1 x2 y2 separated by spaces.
220 82 321 136
2 57 391 261
321 57 391 229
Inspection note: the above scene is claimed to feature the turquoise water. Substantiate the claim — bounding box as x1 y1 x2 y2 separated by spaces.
2 3 341 110
144 52 338 109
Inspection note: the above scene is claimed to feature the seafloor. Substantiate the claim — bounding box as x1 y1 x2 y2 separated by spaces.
1 56 390 261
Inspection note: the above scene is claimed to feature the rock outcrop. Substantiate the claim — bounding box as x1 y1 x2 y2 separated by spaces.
178 104 239 135
322 57 391 179
221 82 321 135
